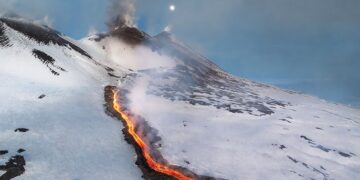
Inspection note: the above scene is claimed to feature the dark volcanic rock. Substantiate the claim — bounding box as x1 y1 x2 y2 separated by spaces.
287 156 298 163
0 150 8 155
338 152 351 158
32 49 66 76
0 22 11 47
110 26 150 45
38 94 46 99
0 18 91 58
14 128 29 133
0 155 26 180
17 149 26 153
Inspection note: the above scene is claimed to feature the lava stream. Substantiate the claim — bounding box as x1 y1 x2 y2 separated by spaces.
112 90 193 180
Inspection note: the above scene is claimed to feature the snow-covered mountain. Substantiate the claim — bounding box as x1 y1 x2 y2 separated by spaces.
0 17 359 180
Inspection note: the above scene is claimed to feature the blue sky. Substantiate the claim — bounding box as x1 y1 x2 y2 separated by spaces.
1 0 360 107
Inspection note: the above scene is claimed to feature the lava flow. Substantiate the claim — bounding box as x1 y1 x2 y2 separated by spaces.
111 89 193 180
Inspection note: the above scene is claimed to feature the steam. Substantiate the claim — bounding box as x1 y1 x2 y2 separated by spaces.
164 25 172 32
107 0 136 30
105 38 176 70
34 15 53 27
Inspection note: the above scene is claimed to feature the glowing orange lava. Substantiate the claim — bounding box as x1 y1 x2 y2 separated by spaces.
112 90 193 180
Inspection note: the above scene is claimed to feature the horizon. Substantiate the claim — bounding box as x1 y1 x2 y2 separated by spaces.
1 0 359 107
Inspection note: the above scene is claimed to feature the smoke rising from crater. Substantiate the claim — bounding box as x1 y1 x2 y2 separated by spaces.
107 0 136 29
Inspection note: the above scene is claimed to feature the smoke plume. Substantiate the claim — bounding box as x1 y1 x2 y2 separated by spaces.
107 0 136 30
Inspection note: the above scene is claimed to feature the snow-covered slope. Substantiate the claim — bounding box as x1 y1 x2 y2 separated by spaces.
101 32 360 180
1 17 359 180
0 18 142 180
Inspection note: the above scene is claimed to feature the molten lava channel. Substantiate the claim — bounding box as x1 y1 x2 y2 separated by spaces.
111 89 193 180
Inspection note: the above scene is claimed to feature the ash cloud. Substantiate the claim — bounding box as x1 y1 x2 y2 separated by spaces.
107 0 136 30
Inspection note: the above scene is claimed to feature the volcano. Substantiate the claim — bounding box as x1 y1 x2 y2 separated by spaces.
0 17 359 180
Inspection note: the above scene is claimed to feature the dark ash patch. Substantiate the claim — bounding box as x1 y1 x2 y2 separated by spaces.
32 49 66 76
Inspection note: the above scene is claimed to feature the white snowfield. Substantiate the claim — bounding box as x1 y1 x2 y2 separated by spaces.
1 18 360 180
0 19 142 180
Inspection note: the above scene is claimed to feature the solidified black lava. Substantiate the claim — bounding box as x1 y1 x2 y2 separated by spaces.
0 22 11 47
0 18 91 59
338 152 351 158
32 49 66 76
287 156 298 163
279 119 292 123
17 149 26 153
108 73 121 78
14 128 29 133
300 135 313 143
33 49 55 64
104 86 217 180
104 86 175 180
0 150 8 155
0 155 26 180
272 144 287 150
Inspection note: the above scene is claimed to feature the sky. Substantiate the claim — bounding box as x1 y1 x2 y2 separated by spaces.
1 0 359 107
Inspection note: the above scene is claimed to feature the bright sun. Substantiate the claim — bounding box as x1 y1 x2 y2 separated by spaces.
169 5 176 12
